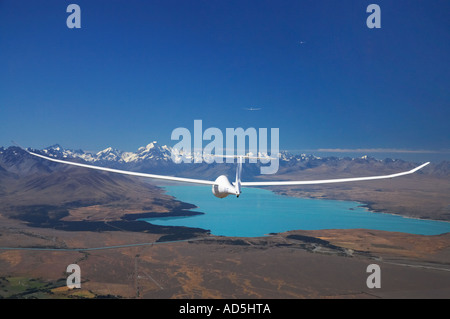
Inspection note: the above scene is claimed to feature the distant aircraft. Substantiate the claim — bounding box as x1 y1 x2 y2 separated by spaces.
244 107 261 111
23 147 430 199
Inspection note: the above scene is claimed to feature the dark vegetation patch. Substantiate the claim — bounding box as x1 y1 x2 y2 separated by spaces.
198 238 251 246
7 204 210 241
286 234 342 250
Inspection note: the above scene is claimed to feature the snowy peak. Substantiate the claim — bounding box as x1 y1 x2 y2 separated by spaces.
48 144 63 151
35 143 390 167
38 143 318 164
96 147 123 162
135 141 172 162
39 142 174 164
138 141 158 152
42 144 86 159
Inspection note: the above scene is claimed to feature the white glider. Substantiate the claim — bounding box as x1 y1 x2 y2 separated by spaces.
25 148 430 199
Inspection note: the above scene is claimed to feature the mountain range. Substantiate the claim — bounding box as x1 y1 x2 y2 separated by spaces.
0 141 449 224
1 141 449 181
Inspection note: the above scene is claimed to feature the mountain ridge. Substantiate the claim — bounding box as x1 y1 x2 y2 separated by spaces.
0 142 449 222
1 142 448 181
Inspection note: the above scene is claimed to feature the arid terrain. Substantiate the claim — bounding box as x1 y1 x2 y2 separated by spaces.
1 218 449 299
0 150 449 299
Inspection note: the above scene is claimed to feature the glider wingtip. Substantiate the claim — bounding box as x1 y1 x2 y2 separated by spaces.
11 140 26 151
11 141 37 156
420 162 431 168
410 161 430 173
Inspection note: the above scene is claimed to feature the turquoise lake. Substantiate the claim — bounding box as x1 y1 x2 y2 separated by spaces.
142 185 450 237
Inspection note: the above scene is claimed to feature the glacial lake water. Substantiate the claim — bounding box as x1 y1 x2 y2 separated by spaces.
142 185 450 237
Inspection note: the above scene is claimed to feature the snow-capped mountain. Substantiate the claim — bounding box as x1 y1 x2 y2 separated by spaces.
1 142 446 182
20 142 334 179
38 142 304 165
135 141 172 162
41 141 173 164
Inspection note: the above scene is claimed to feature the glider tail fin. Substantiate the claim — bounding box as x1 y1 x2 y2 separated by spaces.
235 156 242 197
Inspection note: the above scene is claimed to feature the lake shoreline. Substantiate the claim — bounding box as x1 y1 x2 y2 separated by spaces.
152 185 450 237
274 189 450 225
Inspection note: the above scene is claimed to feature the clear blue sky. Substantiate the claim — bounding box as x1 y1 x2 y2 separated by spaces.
1 1 449 161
